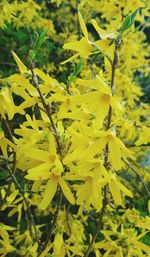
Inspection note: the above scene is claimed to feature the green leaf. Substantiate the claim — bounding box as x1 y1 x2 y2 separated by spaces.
74 58 84 76
68 59 84 83
33 31 49 51
119 8 139 37
29 31 49 61
29 50 35 61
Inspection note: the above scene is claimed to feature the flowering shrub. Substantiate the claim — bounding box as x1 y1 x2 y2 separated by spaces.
0 1 150 256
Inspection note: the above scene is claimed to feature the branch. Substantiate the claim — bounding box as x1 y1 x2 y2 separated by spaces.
84 187 107 257
0 116 39 244
140 17 150 32
40 191 63 253
6 162 40 245
105 53 113 66
84 37 121 257
30 65 62 156
125 142 150 148
122 158 150 197
30 65 65 253
0 62 16 67
0 117 16 209
66 204 71 235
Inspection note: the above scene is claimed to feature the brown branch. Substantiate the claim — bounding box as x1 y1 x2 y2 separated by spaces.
122 158 150 197
30 65 62 155
1 117 15 143
66 204 71 235
125 142 150 148
84 38 121 257
6 161 40 244
0 117 16 209
30 65 65 254
0 116 39 245
106 39 120 131
105 53 113 66
84 187 107 257
0 62 16 67
40 192 63 254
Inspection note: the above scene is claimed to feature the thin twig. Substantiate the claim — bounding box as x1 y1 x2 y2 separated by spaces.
125 142 150 148
122 158 150 197
66 204 71 235
0 62 16 67
6 162 40 244
0 117 16 208
40 192 63 253
30 65 62 155
84 187 107 257
0 116 39 244
140 17 150 32
84 38 121 257
30 64 65 254
105 53 113 66
1 117 15 143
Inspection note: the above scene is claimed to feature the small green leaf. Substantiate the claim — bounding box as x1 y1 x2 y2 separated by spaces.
30 31 49 61
29 50 35 61
119 8 139 37
68 59 84 83
33 31 49 51
74 58 84 76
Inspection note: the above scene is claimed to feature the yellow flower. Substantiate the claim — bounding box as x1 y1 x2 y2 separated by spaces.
0 86 15 120
38 174 75 210
91 19 116 39
136 126 150 145
0 129 15 159
75 130 133 170
62 12 94 64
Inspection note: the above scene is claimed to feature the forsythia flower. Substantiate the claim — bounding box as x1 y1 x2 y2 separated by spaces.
136 126 150 145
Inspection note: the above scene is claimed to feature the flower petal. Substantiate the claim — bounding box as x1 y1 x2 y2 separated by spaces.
58 177 75 205
39 176 58 210
12 51 27 73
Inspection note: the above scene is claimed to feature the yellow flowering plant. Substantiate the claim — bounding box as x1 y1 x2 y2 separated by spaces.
0 1 150 257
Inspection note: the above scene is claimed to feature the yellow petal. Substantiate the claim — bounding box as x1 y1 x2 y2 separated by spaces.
109 179 122 205
0 139 8 159
12 51 27 73
25 149 50 162
91 19 115 39
63 147 84 164
134 241 150 254
58 177 75 205
25 171 51 181
61 53 79 65
78 12 88 38
115 180 133 198
48 133 57 155
53 233 63 256
26 162 53 180
39 176 58 210
76 178 92 205
81 137 107 160
7 190 19 204
63 38 93 57
136 221 150 230
39 244 52 257
1 224 16 231
108 136 122 170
